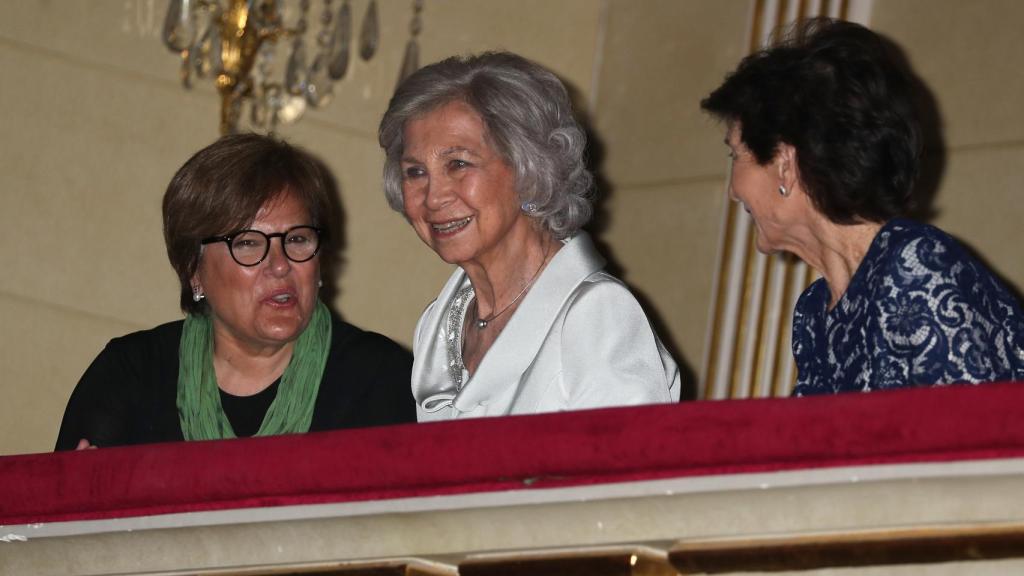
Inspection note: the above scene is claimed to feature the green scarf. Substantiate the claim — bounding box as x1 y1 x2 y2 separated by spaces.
177 300 332 440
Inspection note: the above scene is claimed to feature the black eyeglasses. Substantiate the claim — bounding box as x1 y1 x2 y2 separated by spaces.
201 226 322 267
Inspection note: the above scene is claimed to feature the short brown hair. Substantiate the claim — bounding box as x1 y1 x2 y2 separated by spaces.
162 133 332 315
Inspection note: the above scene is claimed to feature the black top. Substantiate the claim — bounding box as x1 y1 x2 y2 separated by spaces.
55 317 415 450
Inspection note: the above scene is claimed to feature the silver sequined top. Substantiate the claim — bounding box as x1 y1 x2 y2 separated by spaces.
446 285 475 391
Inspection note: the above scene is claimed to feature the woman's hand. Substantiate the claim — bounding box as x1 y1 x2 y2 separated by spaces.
75 438 97 450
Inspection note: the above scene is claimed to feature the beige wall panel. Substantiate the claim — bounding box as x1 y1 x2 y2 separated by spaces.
0 294 140 455
871 0 1024 148
598 178 727 384
594 0 750 187
0 46 217 328
927 145 1024 294
0 1 181 82
412 0 601 107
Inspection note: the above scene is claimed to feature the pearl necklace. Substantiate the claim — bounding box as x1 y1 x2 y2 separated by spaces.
475 241 551 329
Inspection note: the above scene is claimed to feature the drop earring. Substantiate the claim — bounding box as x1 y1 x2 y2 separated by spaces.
192 286 205 302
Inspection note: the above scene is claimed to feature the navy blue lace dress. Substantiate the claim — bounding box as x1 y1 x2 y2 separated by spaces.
792 219 1024 395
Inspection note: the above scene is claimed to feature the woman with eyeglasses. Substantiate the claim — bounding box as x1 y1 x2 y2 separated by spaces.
55 134 415 450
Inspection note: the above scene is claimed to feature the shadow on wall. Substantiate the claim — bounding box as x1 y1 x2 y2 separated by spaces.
564 84 701 402
882 31 1023 301
890 32 945 224
305 152 348 322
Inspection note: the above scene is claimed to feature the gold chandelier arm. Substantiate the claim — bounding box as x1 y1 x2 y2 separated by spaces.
166 0 427 134
217 0 275 133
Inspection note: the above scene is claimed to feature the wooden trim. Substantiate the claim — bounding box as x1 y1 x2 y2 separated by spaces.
459 549 675 576
749 253 776 396
727 230 759 398
748 0 766 52
703 201 737 400
769 257 797 397
772 0 789 44
181 561 452 576
670 525 1024 574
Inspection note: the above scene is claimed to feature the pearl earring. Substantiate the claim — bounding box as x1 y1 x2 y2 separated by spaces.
192 286 205 302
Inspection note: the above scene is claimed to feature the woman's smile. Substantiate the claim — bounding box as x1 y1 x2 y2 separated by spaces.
400 100 532 269
430 216 473 237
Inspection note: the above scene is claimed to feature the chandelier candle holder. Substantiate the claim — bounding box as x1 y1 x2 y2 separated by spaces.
162 0 420 134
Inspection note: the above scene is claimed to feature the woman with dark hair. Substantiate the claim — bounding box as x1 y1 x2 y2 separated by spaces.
56 134 414 449
379 51 680 420
702 18 1024 394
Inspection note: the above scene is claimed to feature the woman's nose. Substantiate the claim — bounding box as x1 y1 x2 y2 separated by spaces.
424 175 455 210
264 238 292 275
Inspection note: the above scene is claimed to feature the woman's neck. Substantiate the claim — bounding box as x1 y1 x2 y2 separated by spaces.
211 331 295 396
461 229 561 319
458 228 561 377
796 216 885 309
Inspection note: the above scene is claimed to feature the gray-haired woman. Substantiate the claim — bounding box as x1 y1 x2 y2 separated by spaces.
379 52 680 421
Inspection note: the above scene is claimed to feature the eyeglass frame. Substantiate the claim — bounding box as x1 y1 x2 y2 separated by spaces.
200 225 324 267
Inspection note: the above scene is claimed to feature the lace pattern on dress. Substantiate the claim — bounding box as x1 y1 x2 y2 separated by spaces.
792 219 1024 395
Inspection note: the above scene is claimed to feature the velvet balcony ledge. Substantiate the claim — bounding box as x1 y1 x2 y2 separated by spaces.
2 382 1024 527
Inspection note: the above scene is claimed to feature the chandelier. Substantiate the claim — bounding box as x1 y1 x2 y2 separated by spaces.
162 0 425 134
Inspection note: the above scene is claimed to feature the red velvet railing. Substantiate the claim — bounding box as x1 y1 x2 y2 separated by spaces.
2 383 1024 525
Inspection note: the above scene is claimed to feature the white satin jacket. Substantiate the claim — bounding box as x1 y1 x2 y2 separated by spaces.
411 232 680 421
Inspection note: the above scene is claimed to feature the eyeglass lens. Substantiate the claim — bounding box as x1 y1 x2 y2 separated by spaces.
229 226 320 266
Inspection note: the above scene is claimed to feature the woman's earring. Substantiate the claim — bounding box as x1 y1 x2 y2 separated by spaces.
317 278 323 289
521 201 538 214
192 286 205 302
778 184 789 197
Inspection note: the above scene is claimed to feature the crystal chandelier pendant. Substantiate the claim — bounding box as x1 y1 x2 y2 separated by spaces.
190 9 217 79
162 0 196 52
277 94 308 125
306 54 334 107
285 38 308 96
260 84 282 132
163 0 428 134
249 44 278 130
209 17 223 75
398 0 424 86
179 54 192 89
328 0 352 80
250 94 269 128
358 0 379 61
